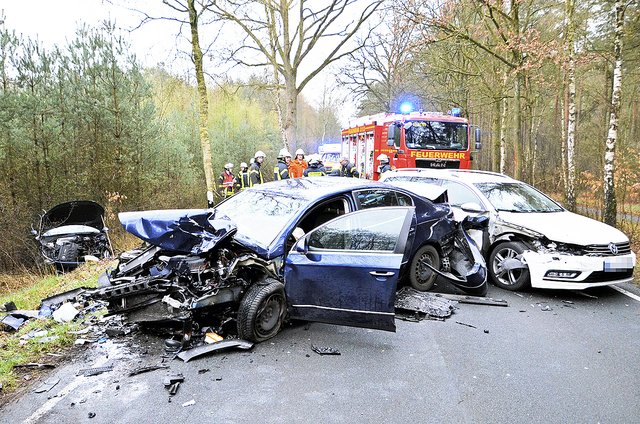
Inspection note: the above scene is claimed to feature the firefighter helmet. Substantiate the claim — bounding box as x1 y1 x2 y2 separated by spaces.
308 155 320 166
224 163 233 170
254 150 266 159
240 162 248 168
278 148 292 159
295 148 305 157
377 154 389 163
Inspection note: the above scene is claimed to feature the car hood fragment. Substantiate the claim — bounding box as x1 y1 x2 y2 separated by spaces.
498 211 629 244
42 200 105 232
118 209 237 254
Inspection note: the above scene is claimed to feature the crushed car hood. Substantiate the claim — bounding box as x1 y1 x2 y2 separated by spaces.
498 210 629 244
42 200 105 232
119 209 237 254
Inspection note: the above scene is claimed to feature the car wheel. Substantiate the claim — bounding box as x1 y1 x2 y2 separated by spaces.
488 241 530 291
409 245 441 291
237 279 287 343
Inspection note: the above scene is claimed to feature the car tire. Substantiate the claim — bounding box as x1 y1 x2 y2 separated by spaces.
409 245 441 291
488 241 530 291
237 279 287 343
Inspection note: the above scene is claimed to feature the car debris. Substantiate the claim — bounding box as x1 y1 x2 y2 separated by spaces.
182 399 196 407
1 314 25 331
311 345 341 355
0 301 17 312
176 339 254 363
34 378 60 393
52 302 79 323
14 363 56 370
77 365 113 377
455 321 478 329
433 293 508 307
164 374 184 396
394 287 457 318
128 365 169 377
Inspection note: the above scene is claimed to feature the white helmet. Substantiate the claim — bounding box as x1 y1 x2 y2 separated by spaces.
278 148 292 158
240 162 248 168
224 162 233 170
295 148 305 157
308 154 320 165
377 153 389 163
254 150 266 159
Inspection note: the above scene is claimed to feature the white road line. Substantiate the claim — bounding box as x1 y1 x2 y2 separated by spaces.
610 284 640 302
23 354 110 424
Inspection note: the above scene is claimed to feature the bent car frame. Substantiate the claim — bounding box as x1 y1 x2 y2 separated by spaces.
80 178 487 343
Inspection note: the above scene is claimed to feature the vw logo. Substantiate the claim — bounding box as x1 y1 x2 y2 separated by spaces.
608 242 619 255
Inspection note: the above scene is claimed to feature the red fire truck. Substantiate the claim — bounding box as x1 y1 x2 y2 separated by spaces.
341 108 481 180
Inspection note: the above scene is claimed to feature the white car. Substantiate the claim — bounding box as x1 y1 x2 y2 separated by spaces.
381 169 636 291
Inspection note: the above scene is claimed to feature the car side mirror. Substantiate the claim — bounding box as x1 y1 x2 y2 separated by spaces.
294 237 308 255
460 202 486 214
462 215 489 230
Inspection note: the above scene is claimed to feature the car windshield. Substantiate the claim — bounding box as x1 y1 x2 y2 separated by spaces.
216 190 308 247
475 182 563 213
405 121 468 150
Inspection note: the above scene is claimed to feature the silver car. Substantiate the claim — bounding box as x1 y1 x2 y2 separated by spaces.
381 169 636 291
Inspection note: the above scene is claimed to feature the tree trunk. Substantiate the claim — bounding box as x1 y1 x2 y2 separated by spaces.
603 0 624 226
500 92 507 174
565 0 577 212
513 74 522 179
492 96 501 172
188 0 216 207
283 76 298 152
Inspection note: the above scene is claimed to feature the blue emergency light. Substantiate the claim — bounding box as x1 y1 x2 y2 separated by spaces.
399 102 413 114
450 107 462 117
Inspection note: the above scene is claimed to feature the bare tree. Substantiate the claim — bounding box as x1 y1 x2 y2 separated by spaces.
603 0 625 226
207 0 383 151
565 0 577 212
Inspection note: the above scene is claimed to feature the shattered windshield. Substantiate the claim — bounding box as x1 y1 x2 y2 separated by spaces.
216 190 308 247
475 182 564 213
405 121 468 150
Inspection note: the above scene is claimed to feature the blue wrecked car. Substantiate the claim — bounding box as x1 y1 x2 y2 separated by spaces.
101 178 487 343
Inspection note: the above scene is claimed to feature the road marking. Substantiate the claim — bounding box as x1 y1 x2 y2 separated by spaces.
610 285 640 302
23 354 110 424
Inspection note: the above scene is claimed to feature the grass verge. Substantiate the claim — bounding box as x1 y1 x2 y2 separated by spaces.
0 261 111 393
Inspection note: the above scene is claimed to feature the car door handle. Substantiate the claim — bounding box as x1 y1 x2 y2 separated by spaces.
369 271 395 278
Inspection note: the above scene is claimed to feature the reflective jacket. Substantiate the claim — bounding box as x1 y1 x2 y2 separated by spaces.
379 163 392 173
289 159 308 178
235 170 249 191
340 162 360 178
303 164 327 177
249 162 263 186
274 160 290 180
219 170 235 196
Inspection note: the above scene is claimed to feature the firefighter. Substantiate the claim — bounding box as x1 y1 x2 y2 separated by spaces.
219 163 235 198
289 148 308 178
249 151 265 186
338 156 360 178
274 148 291 180
235 162 249 191
303 155 327 177
377 154 392 175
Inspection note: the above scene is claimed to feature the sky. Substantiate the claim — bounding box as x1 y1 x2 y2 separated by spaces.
1 1 357 124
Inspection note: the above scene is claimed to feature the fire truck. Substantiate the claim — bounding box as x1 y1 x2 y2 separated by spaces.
340 108 481 180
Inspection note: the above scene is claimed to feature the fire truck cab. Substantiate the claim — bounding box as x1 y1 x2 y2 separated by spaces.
341 109 481 180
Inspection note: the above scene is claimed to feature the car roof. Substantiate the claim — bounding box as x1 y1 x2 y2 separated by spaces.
248 177 400 202
383 168 518 184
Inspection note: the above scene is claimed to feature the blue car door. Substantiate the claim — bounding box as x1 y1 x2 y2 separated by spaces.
284 206 416 332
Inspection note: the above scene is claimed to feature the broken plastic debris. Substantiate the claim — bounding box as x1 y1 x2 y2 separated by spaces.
311 345 341 355
455 321 477 329
77 365 113 377
38 336 59 343
1 301 16 312
541 305 553 311
128 365 169 377
1 315 25 331
52 302 79 323
182 399 196 407
177 339 254 363
34 378 60 393
14 363 56 370
205 332 224 344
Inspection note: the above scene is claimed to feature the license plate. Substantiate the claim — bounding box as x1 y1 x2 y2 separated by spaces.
603 256 634 272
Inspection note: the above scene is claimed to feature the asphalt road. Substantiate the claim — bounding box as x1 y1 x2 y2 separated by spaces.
1 281 639 423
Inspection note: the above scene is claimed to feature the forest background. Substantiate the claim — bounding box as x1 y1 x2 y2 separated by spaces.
0 0 638 274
